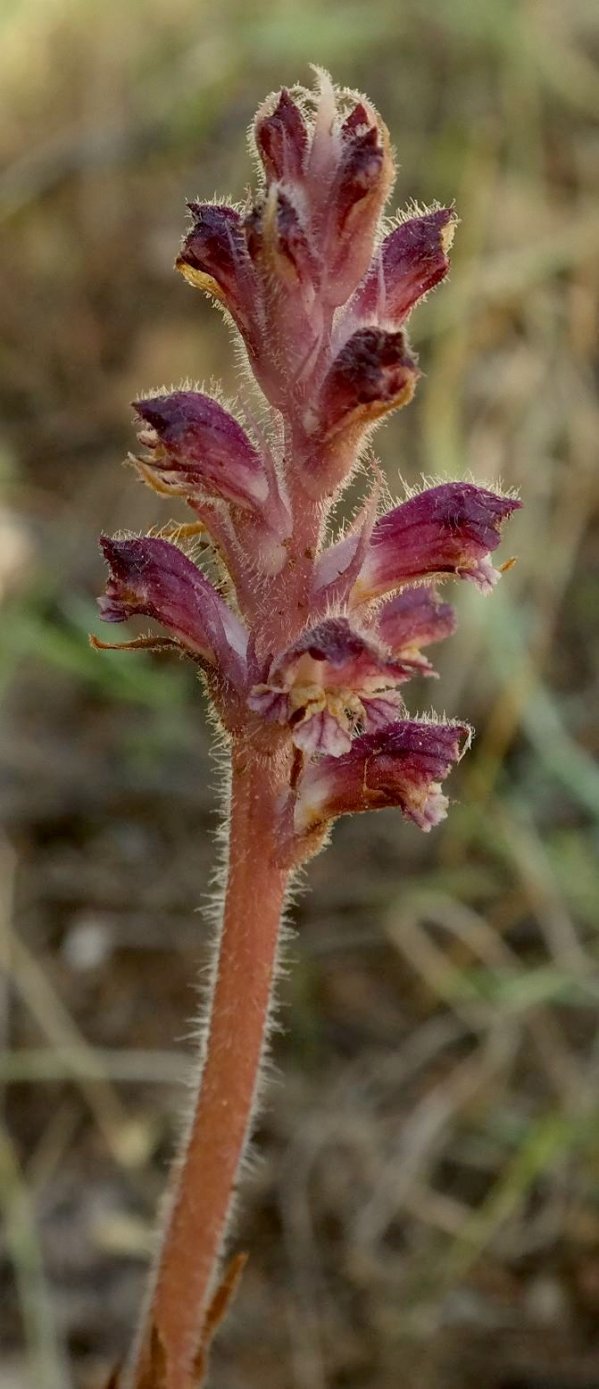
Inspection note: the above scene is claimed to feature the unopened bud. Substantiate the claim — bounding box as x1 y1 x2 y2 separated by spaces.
254 88 308 184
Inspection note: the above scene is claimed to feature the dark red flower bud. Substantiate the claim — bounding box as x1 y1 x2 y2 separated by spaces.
321 102 397 306
376 586 457 657
311 328 419 440
133 392 269 512
176 203 259 346
353 483 520 602
347 206 457 329
242 185 324 402
98 536 247 680
254 88 308 183
336 125 384 232
295 719 470 833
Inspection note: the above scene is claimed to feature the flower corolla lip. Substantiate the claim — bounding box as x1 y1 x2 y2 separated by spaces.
249 616 431 757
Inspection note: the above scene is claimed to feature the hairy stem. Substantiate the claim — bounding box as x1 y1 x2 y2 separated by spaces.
128 743 290 1389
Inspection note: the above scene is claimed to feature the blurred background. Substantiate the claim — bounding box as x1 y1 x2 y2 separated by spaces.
1 0 598 1386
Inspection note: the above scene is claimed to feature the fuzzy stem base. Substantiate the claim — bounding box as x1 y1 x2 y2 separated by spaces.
127 743 289 1389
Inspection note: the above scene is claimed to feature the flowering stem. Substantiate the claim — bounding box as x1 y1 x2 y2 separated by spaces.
95 72 521 1386
128 742 290 1389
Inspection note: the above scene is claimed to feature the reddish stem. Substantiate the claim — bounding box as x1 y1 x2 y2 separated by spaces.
128 743 289 1389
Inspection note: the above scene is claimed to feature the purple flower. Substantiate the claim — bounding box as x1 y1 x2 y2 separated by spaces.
133 392 270 513
249 615 429 756
352 482 520 602
98 536 247 684
345 206 457 331
96 72 521 850
176 203 260 351
295 719 470 833
310 328 419 440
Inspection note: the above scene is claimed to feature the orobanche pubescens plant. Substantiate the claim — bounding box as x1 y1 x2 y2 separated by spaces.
94 71 519 1389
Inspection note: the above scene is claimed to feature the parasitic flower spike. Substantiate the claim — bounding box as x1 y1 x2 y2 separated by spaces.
93 72 520 1389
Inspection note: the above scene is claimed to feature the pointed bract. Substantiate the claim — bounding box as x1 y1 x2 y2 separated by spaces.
313 478 381 608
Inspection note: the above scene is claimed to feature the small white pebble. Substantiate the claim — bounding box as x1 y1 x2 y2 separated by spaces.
525 1274 569 1325
62 916 113 972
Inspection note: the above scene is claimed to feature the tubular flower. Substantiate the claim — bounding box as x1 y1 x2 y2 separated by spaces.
93 72 523 1389
341 205 458 338
302 329 420 491
97 536 247 685
294 720 471 834
133 392 270 511
311 328 419 439
176 204 260 348
351 482 520 603
132 390 290 550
